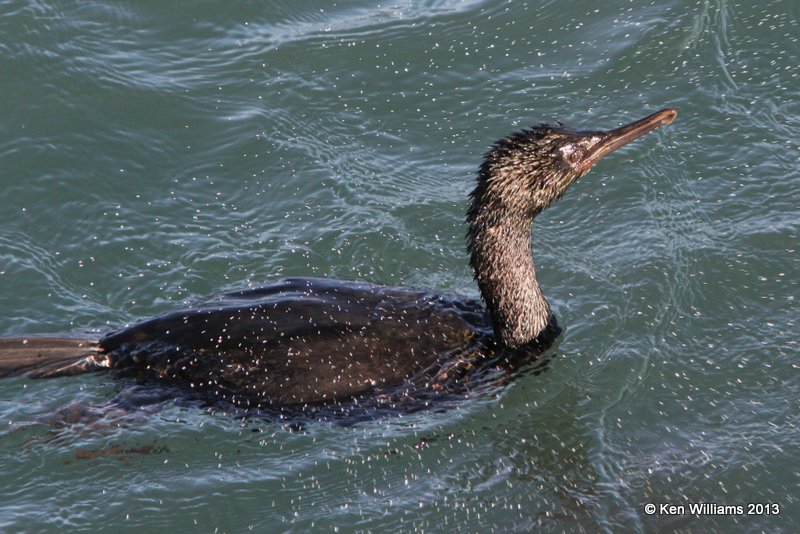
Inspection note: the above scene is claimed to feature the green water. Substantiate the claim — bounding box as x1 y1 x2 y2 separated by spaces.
0 0 797 532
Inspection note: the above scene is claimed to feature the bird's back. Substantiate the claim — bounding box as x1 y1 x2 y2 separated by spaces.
100 277 496 410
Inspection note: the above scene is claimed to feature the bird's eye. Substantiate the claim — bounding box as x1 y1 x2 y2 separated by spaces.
559 144 583 167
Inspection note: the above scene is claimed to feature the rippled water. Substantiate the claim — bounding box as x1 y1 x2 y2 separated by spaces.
0 0 797 531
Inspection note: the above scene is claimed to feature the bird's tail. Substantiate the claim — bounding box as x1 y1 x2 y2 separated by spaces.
0 335 106 378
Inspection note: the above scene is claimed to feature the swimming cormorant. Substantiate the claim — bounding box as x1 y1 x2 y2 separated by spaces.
0 109 676 414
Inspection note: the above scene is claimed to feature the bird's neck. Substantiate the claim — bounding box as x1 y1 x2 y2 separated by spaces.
467 208 554 349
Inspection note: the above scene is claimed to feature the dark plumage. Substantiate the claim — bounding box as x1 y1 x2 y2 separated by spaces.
0 109 676 415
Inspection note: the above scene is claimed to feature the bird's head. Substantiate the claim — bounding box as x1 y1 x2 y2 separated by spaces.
472 108 677 219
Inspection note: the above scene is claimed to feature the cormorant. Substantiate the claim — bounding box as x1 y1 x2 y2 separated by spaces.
0 109 676 415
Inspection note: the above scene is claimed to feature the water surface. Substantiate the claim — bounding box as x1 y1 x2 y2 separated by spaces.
0 0 797 531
